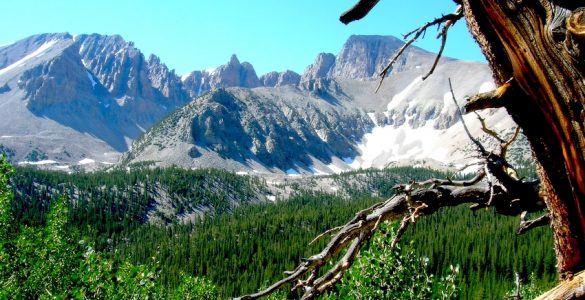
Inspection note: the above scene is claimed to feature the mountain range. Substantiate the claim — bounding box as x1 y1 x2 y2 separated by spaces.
0 33 518 174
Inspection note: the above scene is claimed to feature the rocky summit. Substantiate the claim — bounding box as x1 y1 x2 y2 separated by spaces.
0 33 519 173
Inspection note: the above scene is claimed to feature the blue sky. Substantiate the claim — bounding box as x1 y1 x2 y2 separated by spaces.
1 0 484 76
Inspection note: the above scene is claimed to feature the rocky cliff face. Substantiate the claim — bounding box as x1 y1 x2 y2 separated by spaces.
0 33 192 166
124 87 371 171
302 35 441 81
0 32 518 174
207 54 261 89
260 70 300 87
300 53 336 84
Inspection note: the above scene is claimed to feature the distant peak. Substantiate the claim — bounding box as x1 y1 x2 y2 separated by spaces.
23 33 72 44
229 54 240 65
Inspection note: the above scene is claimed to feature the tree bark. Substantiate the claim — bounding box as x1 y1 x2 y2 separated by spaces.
460 0 585 278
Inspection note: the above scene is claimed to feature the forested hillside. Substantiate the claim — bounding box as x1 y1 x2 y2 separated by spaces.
3 161 555 298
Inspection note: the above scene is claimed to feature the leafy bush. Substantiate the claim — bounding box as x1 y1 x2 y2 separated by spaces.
0 156 219 299
328 222 459 300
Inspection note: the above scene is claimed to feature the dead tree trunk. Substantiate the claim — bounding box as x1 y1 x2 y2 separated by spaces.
460 1 585 278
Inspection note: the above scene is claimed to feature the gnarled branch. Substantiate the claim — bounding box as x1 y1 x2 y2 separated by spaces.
235 174 545 299
339 0 380 24
518 212 550 235
374 6 463 92
464 78 516 113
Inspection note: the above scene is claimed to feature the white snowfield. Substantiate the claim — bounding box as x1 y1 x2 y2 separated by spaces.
0 40 57 76
18 160 58 165
78 158 96 165
86 70 97 87
335 79 507 171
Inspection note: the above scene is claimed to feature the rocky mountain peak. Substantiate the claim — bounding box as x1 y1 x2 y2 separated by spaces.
329 35 439 80
300 52 336 84
260 70 301 87
228 54 240 66
207 55 261 89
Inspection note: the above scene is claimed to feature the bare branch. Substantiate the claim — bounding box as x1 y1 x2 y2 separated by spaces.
449 78 488 156
501 126 521 159
512 272 522 300
309 225 343 245
375 6 463 92
475 112 506 144
518 212 550 234
464 78 515 113
339 0 381 25
534 270 585 300
391 215 412 248
236 173 546 299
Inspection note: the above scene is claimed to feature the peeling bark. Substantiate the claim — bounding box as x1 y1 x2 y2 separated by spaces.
461 0 585 278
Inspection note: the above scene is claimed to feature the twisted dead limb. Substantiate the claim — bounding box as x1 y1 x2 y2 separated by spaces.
235 170 545 300
372 5 463 92
235 79 548 299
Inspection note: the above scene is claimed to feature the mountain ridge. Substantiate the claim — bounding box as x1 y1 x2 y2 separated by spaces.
0 32 519 174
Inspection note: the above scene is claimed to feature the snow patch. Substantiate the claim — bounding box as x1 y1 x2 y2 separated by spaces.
100 162 115 165
367 112 378 126
0 136 13 138
236 171 248 175
18 160 57 165
180 72 191 82
55 165 70 169
197 77 206 96
266 195 276 202
86 70 97 88
478 82 495 94
136 124 146 133
0 40 57 76
78 158 95 165
315 129 328 142
351 121 446 169
386 76 422 111
309 166 329 176
441 92 453 114
327 163 345 174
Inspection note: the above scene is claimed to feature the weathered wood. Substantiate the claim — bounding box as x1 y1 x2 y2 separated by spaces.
461 0 585 278
534 270 585 299
339 0 380 24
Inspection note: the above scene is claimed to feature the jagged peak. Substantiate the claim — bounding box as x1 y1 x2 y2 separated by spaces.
345 34 403 45
229 54 240 66
148 54 161 64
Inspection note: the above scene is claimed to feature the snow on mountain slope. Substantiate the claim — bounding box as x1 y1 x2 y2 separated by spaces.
0 33 523 173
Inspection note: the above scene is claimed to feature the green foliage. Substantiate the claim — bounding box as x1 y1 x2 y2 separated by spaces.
0 155 14 243
4 164 557 299
505 272 545 299
0 159 219 299
174 273 220 300
116 191 380 297
406 205 556 299
0 145 15 162
328 222 459 300
10 166 266 248
24 149 48 162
